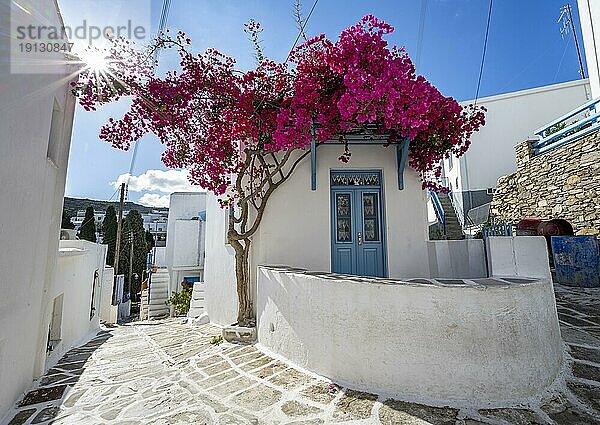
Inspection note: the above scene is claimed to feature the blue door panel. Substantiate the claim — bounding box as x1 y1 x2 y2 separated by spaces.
336 248 355 275
331 171 386 278
360 248 380 277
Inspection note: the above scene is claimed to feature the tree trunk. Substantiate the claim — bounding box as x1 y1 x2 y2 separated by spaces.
230 237 254 327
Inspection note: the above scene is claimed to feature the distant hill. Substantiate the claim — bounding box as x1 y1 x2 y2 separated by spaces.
63 196 168 218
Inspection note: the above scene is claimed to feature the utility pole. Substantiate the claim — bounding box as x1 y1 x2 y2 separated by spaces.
113 182 126 275
559 4 586 79
128 230 134 301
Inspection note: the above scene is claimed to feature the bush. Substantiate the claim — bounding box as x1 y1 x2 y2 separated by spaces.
166 286 192 315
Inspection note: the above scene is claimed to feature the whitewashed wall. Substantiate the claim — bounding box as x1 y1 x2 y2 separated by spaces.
252 144 429 280
486 236 552 279
204 194 238 326
427 239 486 279
43 240 108 369
579 0 600 98
0 1 76 416
152 246 166 268
257 266 563 406
204 144 430 326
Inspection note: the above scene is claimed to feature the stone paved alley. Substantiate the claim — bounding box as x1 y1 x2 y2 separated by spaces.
4 285 600 425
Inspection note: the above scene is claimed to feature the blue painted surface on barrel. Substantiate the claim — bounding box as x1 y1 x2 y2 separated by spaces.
551 236 600 287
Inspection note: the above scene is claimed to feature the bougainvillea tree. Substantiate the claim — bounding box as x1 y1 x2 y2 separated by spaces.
72 15 485 326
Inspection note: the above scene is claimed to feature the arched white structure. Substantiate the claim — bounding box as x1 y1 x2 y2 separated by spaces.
256 266 563 407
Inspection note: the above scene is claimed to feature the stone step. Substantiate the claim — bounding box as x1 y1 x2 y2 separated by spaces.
188 307 205 318
148 305 169 314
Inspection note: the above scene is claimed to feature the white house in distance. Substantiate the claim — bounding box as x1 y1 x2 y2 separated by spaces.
438 79 590 228
165 192 207 295
435 0 600 231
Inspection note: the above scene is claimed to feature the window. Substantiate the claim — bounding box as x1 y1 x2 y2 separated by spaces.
90 269 99 320
47 98 63 165
47 294 64 352
335 194 352 242
363 193 380 241
447 155 453 170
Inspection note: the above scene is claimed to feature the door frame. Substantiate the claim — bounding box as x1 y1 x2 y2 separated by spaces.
329 169 388 278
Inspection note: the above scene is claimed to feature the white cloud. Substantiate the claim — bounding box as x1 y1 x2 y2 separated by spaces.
138 193 171 208
111 169 204 194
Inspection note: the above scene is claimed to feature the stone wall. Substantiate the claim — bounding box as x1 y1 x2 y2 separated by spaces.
491 131 600 235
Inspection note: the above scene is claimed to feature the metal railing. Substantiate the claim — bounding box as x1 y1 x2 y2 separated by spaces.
429 190 446 237
481 218 513 239
448 192 475 228
533 97 600 155
466 202 491 229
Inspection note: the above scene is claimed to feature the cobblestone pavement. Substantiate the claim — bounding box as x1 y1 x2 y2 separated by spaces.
3 285 600 425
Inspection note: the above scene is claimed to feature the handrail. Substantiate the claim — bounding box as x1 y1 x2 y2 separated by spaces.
429 190 446 237
448 191 475 228
532 111 600 148
466 202 490 228
531 96 600 155
534 96 600 136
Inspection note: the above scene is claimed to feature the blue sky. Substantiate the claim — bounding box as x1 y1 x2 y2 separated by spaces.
60 0 588 206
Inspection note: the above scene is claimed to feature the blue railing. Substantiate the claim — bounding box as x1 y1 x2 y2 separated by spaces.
429 190 446 237
482 220 513 239
532 97 600 155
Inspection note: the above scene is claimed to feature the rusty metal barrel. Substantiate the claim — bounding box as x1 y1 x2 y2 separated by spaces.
516 217 548 236
536 219 574 237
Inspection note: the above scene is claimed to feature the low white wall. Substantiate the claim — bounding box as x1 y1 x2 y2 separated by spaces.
153 247 166 268
257 266 563 407
99 266 116 324
486 236 551 279
427 239 486 279
43 240 107 370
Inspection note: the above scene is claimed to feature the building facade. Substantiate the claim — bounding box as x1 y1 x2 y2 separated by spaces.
439 79 590 227
0 0 78 416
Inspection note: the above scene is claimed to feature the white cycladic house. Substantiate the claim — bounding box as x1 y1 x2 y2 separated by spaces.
0 1 79 417
438 79 590 226
204 144 430 326
165 192 207 294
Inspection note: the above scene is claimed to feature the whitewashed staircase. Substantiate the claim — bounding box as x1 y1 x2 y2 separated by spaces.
140 268 170 320
187 282 205 318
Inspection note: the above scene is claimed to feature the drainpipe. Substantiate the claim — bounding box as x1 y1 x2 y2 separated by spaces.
462 153 474 226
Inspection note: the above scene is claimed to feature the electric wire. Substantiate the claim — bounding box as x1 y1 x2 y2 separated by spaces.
474 0 493 105
415 0 428 71
249 0 320 118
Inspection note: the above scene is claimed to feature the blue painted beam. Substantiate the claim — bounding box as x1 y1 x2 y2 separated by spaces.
310 139 317 191
396 138 411 190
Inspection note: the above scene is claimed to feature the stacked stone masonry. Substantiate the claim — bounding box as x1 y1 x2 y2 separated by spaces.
491 131 600 235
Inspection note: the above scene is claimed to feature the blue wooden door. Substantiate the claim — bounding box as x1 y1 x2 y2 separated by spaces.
331 171 385 277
